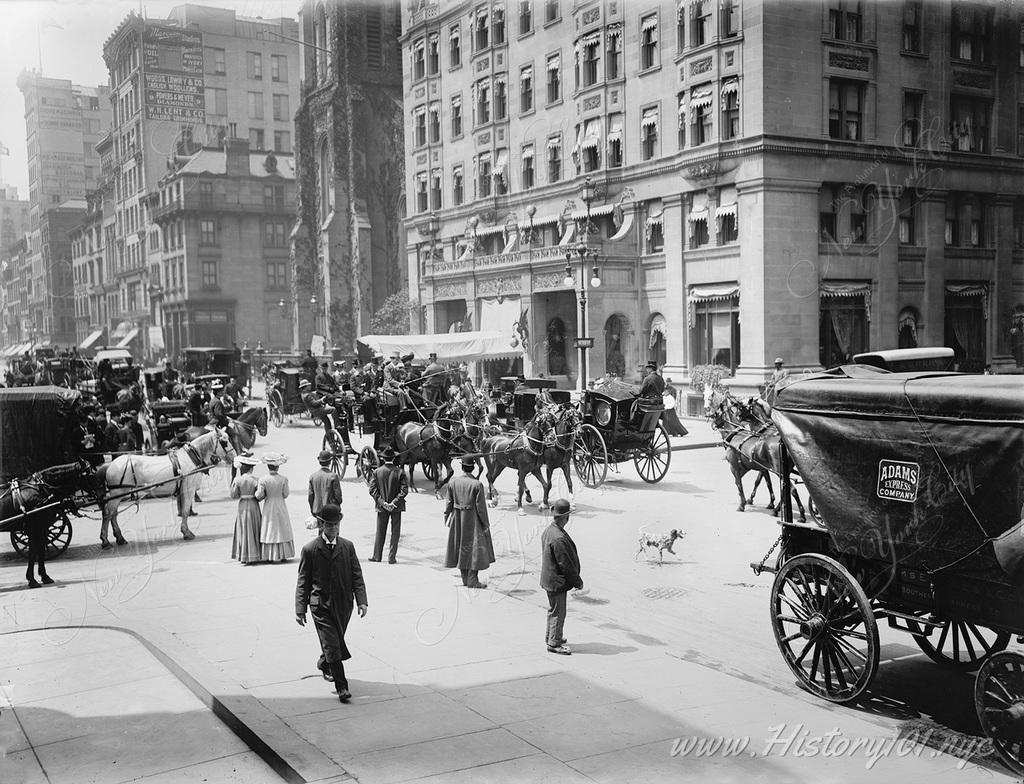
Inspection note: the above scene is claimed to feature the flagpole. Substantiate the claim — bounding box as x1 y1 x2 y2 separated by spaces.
37 22 42 73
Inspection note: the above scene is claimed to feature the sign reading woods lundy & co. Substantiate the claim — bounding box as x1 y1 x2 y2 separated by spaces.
142 25 205 124
877 459 920 503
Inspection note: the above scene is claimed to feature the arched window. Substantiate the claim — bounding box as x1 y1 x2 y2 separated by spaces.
898 306 919 349
314 4 329 84
318 139 333 222
604 313 630 377
546 317 567 375
648 312 667 366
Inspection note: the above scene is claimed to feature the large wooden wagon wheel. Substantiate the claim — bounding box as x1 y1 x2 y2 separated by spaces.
908 619 1011 671
322 430 349 480
771 554 879 703
573 424 607 488
268 389 284 428
975 650 1024 775
634 423 671 483
10 513 73 560
357 446 379 485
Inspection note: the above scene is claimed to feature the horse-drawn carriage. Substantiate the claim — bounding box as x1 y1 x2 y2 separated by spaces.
142 399 193 451
754 367 1024 774
0 387 93 564
570 381 672 488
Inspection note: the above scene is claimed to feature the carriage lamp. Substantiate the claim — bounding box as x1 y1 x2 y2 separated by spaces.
562 263 574 287
310 295 317 306
590 267 602 288
594 400 612 426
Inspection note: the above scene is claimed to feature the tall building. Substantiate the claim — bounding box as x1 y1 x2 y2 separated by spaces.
404 0 1024 400
151 140 297 357
16 72 111 230
101 6 299 358
293 0 405 352
0 187 29 261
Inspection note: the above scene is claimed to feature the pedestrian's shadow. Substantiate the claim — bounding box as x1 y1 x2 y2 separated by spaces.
569 642 637 656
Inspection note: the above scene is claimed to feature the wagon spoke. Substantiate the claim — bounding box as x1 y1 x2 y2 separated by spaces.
780 630 805 644
830 637 861 679
825 643 849 692
935 620 951 653
809 641 823 683
794 638 815 667
831 632 869 663
965 623 995 655
776 614 807 627
777 593 810 621
781 576 816 618
958 622 980 662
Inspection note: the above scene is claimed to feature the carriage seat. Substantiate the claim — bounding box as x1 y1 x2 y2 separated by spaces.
630 397 664 432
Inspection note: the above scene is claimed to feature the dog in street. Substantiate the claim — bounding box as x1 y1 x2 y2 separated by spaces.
635 528 685 563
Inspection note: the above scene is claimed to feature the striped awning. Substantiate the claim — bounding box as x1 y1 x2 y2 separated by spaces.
821 282 871 299
688 283 739 327
547 54 560 71
80 327 104 349
716 202 737 219
691 88 714 110
641 15 658 32
522 145 534 160
687 207 709 223
521 65 533 81
649 313 667 348
641 107 659 130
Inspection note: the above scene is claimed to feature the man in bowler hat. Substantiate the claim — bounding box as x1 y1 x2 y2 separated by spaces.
444 458 495 588
540 498 583 655
368 447 408 563
296 504 367 702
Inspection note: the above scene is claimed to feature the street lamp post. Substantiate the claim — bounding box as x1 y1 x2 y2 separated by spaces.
564 178 602 392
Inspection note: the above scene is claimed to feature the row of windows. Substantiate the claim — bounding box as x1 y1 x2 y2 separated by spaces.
202 48 289 81
248 128 293 153
158 257 289 293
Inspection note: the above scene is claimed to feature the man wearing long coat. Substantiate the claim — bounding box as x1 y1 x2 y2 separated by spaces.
295 505 367 702
444 459 496 588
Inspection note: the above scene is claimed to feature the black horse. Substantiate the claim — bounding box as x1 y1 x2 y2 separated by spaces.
480 408 557 516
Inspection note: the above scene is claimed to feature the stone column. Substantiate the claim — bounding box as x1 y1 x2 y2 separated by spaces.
992 196 1015 369
661 192 686 376
873 185 901 349
919 191 947 347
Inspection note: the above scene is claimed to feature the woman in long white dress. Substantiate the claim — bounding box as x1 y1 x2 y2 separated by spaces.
230 454 262 563
257 452 295 562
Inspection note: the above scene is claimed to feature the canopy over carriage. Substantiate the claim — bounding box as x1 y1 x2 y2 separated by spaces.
759 367 1024 774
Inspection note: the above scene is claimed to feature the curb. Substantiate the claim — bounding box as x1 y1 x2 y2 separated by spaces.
1 624 353 784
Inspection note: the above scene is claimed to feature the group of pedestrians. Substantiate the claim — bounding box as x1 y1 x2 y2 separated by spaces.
230 451 295 565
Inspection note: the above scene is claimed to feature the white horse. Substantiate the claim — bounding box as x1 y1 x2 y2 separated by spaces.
96 428 236 546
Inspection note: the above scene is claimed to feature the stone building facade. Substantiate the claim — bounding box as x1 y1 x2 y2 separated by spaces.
403 0 1024 397
293 0 406 352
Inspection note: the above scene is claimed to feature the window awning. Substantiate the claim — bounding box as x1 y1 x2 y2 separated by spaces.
641 15 658 32
569 203 614 221
581 124 601 152
494 73 506 86
821 282 871 299
641 108 659 129
80 328 104 349
416 172 428 183
414 105 427 117
501 230 519 254
521 65 532 81
111 320 133 339
558 223 577 246
678 97 687 128
522 145 534 160
691 88 714 110
649 313 667 348
716 202 737 219
581 31 600 46
358 331 520 363
946 282 989 316
547 136 561 150
607 114 624 142
452 94 462 108
721 80 739 96
687 208 709 223
429 32 440 43
607 24 622 43
547 54 560 71
609 211 634 242
688 283 739 327
116 328 140 348
429 103 440 115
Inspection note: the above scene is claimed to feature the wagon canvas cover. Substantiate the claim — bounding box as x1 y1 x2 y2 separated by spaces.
0 387 83 479
772 370 1024 578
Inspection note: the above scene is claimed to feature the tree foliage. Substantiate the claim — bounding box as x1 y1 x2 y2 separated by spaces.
369 292 414 335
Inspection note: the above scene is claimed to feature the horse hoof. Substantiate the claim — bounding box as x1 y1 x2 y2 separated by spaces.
182 532 195 541
27 580 40 589
115 538 127 546
101 540 113 549
40 575 54 585
736 505 745 513
517 508 527 517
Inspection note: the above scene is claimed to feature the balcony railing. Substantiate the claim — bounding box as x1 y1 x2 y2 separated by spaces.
425 244 567 278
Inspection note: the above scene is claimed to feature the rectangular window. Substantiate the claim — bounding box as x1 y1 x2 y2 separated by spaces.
206 47 226 75
693 102 712 145
903 91 923 147
692 298 740 373
274 130 291 153
415 108 427 146
641 15 659 70
247 52 262 79
722 0 739 37
828 1 862 42
493 7 505 44
453 167 464 205
850 212 867 243
476 81 491 124
477 155 492 197
546 54 561 103
1018 104 1024 157
519 0 532 34
266 261 287 289
248 91 264 120
449 25 462 67
1020 23 1024 68
820 212 837 242
828 79 863 141
582 39 600 86
522 144 535 189
677 8 686 51
520 66 533 112
451 96 463 136
249 128 265 150
428 35 440 75
721 85 739 140
608 112 623 168
429 105 441 142
820 296 867 368
263 221 287 247
641 108 659 160
545 0 559 24
416 173 428 212
430 170 442 210
475 12 489 50
199 181 213 209
264 185 285 211
272 94 289 122
413 39 426 79
547 138 561 182
898 215 914 244
607 31 622 78
951 1 991 63
201 260 218 289
692 0 709 46
902 0 922 52
950 95 990 153
495 77 507 120
271 54 287 82
205 87 227 116
718 212 738 244
200 219 218 245
690 217 709 247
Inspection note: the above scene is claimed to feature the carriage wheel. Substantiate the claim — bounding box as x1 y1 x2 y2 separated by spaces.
269 390 284 428
322 430 349 480
975 651 1024 775
573 424 608 488
357 446 379 485
10 515 73 560
771 554 879 703
634 424 671 484
909 619 1011 671
423 461 440 482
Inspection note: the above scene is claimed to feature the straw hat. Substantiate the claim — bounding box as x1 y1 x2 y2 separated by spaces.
262 451 288 466
234 454 259 468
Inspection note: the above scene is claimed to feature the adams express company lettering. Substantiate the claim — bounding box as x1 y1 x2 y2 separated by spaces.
877 459 920 502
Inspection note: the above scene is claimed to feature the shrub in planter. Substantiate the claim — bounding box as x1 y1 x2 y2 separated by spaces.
689 364 732 395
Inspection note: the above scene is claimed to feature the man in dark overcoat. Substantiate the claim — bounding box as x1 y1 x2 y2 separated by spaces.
295 504 367 702
540 498 583 655
368 447 408 564
444 458 495 588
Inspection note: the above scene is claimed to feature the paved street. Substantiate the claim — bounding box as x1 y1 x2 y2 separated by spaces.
0 395 1018 783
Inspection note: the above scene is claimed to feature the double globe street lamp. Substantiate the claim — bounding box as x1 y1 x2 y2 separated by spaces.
563 177 602 391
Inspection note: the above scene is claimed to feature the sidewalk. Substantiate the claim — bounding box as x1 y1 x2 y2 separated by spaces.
0 500 1008 784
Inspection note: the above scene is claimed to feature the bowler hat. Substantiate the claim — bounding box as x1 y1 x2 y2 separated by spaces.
645 361 658 370
317 449 333 464
552 498 572 516
461 457 476 472
317 504 342 524
380 447 396 461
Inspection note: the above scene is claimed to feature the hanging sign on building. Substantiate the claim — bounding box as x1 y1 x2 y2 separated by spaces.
142 25 206 124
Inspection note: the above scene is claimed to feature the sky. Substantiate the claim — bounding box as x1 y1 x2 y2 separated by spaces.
0 0 300 198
